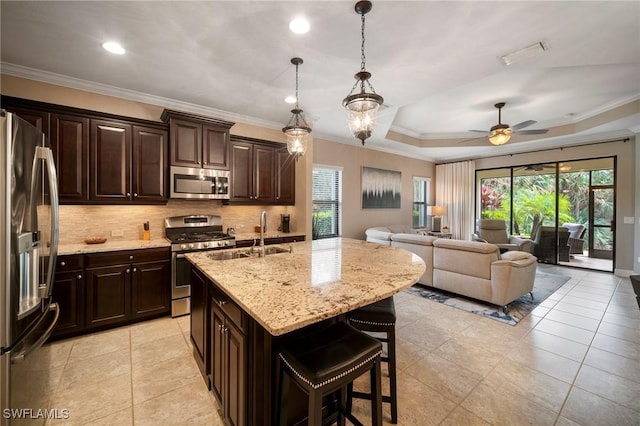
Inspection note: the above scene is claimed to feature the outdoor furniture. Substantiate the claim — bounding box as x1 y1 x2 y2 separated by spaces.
532 226 570 263
562 222 586 255
473 219 532 252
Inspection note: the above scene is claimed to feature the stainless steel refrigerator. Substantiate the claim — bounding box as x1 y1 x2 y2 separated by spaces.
0 111 60 425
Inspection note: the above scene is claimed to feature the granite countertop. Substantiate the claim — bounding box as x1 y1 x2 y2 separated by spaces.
58 239 171 255
185 238 425 336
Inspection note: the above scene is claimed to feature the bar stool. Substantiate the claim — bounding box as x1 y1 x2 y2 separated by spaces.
347 297 398 423
277 322 383 426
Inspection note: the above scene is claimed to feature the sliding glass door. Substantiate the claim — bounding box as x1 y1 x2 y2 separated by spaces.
476 157 615 272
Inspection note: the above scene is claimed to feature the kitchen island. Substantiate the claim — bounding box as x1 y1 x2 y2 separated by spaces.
185 237 425 425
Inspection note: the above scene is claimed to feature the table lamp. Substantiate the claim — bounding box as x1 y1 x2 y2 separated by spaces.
427 205 446 232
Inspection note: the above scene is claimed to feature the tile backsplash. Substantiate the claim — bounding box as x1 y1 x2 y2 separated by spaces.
60 200 296 243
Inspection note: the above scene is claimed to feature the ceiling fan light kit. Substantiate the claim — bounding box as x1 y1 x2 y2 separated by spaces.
282 57 312 160
343 0 384 146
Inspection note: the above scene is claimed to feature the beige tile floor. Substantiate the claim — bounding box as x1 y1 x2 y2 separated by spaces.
40 264 638 425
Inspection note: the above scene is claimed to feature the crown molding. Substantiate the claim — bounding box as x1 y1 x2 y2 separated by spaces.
1 62 283 131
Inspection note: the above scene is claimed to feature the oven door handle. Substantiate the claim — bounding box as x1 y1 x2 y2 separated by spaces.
176 254 186 259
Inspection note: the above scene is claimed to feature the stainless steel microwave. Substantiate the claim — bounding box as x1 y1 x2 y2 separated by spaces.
170 166 230 199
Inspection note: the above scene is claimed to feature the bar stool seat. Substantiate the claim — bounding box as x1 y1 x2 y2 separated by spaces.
277 322 383 426
347 297 398 423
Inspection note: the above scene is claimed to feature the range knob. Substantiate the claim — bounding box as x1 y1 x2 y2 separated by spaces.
188 243 195 249
181 244 187 250
203 242 209 248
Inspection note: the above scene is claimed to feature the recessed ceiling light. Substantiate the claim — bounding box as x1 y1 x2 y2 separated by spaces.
289 17 310 34
102 41 126 55
284 96 297 104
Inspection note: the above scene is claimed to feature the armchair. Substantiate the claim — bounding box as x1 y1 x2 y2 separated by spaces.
562 223 586 255
473 219 532 252
532 226 570 263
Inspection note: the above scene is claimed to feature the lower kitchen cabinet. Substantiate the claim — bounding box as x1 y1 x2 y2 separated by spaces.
85 248 171 329
51 255 85 339
209 282 247 426
190 266 208 377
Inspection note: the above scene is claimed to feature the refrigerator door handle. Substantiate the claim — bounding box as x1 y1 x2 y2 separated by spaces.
11 303 59 364
34 146 59 299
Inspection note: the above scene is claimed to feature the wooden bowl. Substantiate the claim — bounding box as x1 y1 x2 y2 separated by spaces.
84 237 107 245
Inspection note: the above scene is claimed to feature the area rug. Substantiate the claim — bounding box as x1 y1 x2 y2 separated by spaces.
405 272 571 326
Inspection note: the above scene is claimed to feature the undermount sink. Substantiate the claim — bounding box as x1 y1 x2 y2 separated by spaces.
207 245 291 261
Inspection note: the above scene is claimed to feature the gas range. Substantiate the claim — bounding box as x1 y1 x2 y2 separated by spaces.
165 215 236 253
165 214 236 317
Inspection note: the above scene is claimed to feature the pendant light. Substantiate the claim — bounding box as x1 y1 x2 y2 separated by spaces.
343 0 383 146
282 57 311 160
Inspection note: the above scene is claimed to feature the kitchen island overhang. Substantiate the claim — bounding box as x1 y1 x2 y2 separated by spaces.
185 237 425 425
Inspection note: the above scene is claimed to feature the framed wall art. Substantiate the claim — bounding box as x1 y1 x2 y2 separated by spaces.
361 166 401 209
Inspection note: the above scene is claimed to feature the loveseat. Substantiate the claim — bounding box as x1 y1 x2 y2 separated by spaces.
365 226 537 311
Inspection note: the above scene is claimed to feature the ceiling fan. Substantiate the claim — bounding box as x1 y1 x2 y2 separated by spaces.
469 102 549 146
515 164 556 172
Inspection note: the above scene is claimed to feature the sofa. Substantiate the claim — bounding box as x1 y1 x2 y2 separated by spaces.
366 226 538 311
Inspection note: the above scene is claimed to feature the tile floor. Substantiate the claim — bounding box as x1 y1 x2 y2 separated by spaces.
39 264 639 425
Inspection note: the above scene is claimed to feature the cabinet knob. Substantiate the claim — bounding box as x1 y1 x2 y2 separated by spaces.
129 255 134 260
203 161 207 165
133 193 138 198
219 300 227 307
127 192 131 197
77 274 82 280
60 261 66 267
255 195 259 200
126 269 130 273
133 267 137 272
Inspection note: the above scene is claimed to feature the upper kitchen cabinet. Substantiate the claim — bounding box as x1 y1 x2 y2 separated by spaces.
52 113 90 203
1 96 168 205
91 119 168 203
161 109 234 170
229 136 295 205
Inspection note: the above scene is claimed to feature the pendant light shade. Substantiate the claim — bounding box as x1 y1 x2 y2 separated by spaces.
282 57 311 159
343 1 383 146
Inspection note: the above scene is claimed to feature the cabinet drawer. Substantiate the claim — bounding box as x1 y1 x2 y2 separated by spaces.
56 255 84 272
209 284 246 333
85 248 169 267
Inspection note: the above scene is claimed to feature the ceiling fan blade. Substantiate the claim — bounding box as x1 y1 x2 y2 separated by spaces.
468 130 488 133
516 129 549 135
511 120 537 130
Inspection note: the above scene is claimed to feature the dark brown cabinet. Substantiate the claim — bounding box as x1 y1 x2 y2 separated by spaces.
162 110 234 170
85 248 170 330
229 138 279 204
91 120 168 203
51 255 85 338
91 119 132 202
276 148 295 205
190 266 208 377
52 114 90 203
131 255 171 319
2 96 168 205
209 284 246 426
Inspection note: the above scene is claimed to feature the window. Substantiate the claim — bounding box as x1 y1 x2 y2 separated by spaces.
312 166 342 239
412 177 430 227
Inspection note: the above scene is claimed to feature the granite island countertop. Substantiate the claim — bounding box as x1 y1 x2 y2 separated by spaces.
185 237 425 336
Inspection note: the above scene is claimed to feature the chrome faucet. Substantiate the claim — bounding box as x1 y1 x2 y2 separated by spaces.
259 210 267 257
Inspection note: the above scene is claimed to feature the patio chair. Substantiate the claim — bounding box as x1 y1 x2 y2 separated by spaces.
532 226 570 263
562 222 586 255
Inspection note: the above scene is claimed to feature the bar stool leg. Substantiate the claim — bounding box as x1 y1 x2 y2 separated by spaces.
371 357 383 426
309 387 323 426
388 326 398 423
